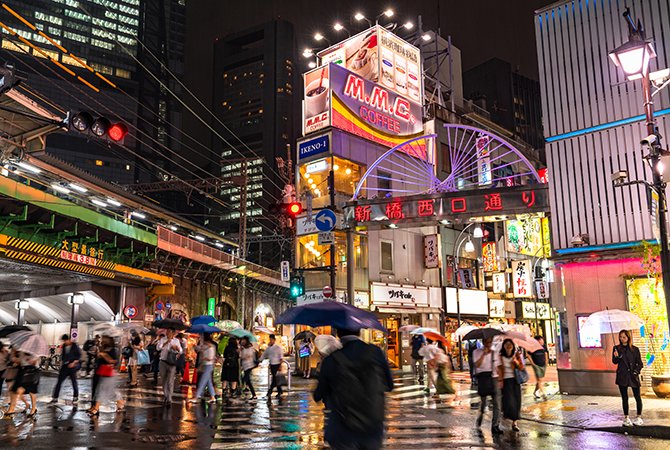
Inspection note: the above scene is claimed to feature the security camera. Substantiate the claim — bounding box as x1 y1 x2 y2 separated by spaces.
611 170 628 184
641 134 658 146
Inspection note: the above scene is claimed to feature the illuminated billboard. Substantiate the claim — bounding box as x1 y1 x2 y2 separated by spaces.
317 26 422 104
506 216 551 257
303 63 423 147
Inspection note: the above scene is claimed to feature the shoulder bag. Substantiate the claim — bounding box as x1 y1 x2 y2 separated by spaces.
514 355 529 384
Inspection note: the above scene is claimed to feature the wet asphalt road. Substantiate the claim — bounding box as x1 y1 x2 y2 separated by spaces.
0 365 665 449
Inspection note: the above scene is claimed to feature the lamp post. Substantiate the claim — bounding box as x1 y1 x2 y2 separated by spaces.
16 298 29 326
609 8 670 333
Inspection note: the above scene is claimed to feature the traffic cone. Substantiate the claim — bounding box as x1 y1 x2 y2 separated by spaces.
119 357 127 373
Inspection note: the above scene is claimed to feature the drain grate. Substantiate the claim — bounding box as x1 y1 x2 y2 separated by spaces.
137 434 189 444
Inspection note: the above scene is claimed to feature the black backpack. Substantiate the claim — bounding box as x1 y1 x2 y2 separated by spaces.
329 345 385 434
83 340 94 352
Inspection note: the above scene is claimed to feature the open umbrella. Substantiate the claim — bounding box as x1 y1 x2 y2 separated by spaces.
191 315 217 326
487 323 533 337
399 325 419 333
217 320 242 332
117 322 149 332
423 330 449 345
228 328 257 342
453 324 479 340
463 328 504 341
496 331 544 353
0 325 30 338
152 318 188 330
314 335 342 356
410 327 438 335
293 330 317 341
188 324 222 334
582 309 644 335
92 322 124 338
277 301 386 332
8 330 49 356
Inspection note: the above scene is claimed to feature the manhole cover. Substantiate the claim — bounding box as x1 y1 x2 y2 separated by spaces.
137 434 189 444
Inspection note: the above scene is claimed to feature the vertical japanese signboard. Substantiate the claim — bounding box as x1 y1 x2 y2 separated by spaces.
492 272 507 294
476 135 492 186
512 260 532 298
423 234 440 269
459 269 475 289
481 242 497 272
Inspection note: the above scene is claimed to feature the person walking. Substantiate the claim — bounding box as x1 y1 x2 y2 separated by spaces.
4 351 40 419
419 338 439 395
87 336 124 415
410 333 426 384
221 336 240 397
0 342 8 398
240 337 257 399
49 334 81 405
299 337 314 378
497 338 524 432
189 333 217 403
613 329 644 426
148 334 163 386
313 328 394 450
82 335 100 378
473 337 502 434
157 329 183 406
530 336 549 399
261 334 284 401
127 332 142 387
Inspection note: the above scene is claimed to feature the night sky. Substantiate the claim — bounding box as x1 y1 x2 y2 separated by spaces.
182 0 556 157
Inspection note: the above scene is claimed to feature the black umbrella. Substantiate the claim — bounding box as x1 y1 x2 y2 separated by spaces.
293 330 316 341
462 328 504 341
152 318 188 330
0 325 30 338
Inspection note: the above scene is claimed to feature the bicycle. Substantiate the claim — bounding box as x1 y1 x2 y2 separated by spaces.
39 346 61 371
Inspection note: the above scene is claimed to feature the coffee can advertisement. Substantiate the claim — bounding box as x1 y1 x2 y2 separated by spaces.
329 63 423 148
318 26 422 105
303 65 331 134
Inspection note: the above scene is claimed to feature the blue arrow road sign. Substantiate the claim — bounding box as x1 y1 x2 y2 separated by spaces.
315 209 336 232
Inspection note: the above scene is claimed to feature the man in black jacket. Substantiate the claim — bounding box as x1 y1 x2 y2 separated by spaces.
49 334 81 404
314 328 393 450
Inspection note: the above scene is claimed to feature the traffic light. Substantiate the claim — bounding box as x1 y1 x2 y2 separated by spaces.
269 202 303 217
68 110 129 144
290 274 304 299
287 202 302 216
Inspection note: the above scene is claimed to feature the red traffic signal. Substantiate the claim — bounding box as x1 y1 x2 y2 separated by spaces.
68 110 128 143
287 202 302 216
108 122 128 142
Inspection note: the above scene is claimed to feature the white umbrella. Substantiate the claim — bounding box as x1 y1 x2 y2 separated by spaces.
117 323 149 334
453 324 479 340
487 323 533 337
314 334 342 356
217 320 242 332
410 327 438 335
399 325 419 333
495 331 544 353
92 322 124 338
8 330 49 356
582 309 644 335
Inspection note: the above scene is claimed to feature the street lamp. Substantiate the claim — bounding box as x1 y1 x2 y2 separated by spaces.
354 12 372 27
68 293 84 342
610 8 670 336
313 33 330 46
333 22 351 38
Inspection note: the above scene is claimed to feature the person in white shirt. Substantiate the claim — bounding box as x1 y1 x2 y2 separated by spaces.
419 339 439 394
260 334 284 400
156 329 183 405
189 333 217 403
239 337 258 399
473 337 502 434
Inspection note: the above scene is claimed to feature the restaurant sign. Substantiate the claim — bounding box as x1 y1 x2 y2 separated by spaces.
371 283 429 308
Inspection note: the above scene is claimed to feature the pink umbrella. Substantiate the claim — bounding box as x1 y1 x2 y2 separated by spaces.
497 331 543 353
399 325 419 333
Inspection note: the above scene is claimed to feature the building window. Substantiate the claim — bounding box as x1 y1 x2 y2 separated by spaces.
381 240 393 272
377 170 392 198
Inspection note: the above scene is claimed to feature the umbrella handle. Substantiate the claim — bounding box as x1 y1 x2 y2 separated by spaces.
606 306 616 348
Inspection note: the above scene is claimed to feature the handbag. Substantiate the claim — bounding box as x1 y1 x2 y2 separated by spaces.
514 367 529 384
96 364 114 377
275 373 288 387
299 344 311 358
136 350 150 366
19 366 40 385
164 349 179 366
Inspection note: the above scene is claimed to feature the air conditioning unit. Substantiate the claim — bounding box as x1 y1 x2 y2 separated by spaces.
571 234 590 247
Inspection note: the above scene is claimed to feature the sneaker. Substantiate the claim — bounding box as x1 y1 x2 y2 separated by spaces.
633 417 644 426
622 417 633 427
512 424 520 432
188 398 200 404
48 399 58 405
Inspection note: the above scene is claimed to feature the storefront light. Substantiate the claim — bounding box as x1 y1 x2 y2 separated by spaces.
464 239 475 253
16 300 29 310
473 225 483 238
345 168 352 175
333 164 339 171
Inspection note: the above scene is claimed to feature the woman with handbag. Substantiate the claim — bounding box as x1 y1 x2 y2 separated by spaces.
497 338 524 432
221 337 240 397
127 332 143 387
157 329 183 406
189 334 217 403
240 337 257 400
3 351 40 419
613 329 644 427
87 336 124 415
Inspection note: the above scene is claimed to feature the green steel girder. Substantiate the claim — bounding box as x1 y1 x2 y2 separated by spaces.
0 176 157 245
19 214 55 241
0 205 28 233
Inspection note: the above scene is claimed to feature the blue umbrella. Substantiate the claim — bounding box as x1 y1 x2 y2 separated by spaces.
277 301 386 332
188 324 222 334
191 315 217 326
228 328 258 342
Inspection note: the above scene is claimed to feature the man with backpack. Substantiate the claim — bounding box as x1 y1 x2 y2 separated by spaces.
314 328 393 450
410 333 426 384
82 335 99 378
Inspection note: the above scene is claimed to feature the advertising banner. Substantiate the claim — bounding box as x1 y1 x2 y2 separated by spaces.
521 301 552 320
506 216 551 257
489 299 505 318
445 288 488 315
303 65 331 134
481 242 497 272
329 63 423 148
492 272 507 294
512 259 532 298
423 234 439 269
298 133 330 161
318 26 422 104
476 135 492 186
371 283 429 308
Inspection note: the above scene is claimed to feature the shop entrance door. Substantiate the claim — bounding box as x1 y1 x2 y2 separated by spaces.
386 317 400 368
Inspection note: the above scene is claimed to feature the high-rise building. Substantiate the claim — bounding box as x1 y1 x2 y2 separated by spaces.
463 58 545 157
535 0 670 395
212 20 298 264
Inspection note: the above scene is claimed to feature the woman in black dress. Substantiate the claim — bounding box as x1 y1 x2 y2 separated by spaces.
4 351 40 418
613 329 644 427
497 338 524 432
220 337 240 397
